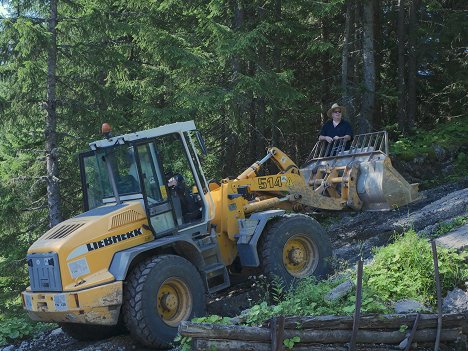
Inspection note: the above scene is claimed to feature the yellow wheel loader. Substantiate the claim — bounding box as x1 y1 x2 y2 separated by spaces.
21 121 418 348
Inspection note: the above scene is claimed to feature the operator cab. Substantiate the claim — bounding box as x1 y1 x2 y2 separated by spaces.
79 121 212 237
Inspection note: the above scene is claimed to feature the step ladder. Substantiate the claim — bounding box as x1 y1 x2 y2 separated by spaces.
195 233 230 294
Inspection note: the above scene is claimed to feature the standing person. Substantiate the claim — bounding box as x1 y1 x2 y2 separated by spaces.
319 103 353 153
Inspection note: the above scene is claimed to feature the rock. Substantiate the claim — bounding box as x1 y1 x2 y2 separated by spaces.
49 328 63 336
413 156 426 165
394 299 430 314
443 288 468 314
17 341 29 351
433 145 447 161
435 223 468 251
398 336 409 349
324 280 354 302
1 345 16 351
398 338 419 350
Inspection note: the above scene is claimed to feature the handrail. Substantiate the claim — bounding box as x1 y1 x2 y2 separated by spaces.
305 131 388 164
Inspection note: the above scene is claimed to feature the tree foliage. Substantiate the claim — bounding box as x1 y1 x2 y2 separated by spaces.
0 0 466 328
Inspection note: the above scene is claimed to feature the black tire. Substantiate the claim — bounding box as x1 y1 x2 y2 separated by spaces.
123 255 206 349
259 214 332 286
60 322 124 341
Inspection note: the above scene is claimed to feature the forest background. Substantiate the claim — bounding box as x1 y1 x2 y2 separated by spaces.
0 0 466 341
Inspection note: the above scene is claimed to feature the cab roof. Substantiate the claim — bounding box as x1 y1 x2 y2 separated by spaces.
89 120 196 150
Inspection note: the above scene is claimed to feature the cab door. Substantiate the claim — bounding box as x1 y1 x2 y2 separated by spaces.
135 142 177 236
135 133 208 238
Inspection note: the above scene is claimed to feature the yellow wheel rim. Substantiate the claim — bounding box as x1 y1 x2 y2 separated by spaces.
156 277 192 327
282 234 319 278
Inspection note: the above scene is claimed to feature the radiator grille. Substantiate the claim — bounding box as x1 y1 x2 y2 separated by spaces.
111 210 142 229
43 223 85 240
27 252 62 292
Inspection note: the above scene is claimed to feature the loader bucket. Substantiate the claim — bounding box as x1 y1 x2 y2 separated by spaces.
301 131 418 211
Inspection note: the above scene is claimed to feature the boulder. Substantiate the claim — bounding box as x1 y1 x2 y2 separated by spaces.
324 280 354 302
442 288 468 314
394 299 430 314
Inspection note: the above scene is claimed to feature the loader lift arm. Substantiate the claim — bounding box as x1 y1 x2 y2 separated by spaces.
230 146 360 215
211 131 418 248
230 131 418 216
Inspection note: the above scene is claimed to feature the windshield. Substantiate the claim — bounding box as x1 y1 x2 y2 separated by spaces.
82 145 141 210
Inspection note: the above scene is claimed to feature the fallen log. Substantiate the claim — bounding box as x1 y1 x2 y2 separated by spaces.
179 321 463 344
193 339 363 351
265 313 467 331
192 338 465 351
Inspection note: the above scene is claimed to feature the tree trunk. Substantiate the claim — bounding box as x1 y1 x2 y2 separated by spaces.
351 1 361 121
360 0 375 133
226 0 243 175
254 5 266 161
45 0 61 227
373 0 383 129
341 0 356 125
249 97 258 162
407 0 421 130
270 0 281 147
397 0 407 132
230 0 243 75
320 19 332 123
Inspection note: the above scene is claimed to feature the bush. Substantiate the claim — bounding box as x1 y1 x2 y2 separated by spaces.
365 230 467 306
0 316 53 346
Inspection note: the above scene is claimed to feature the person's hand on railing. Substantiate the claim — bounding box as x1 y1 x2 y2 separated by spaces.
319 136 334 143
333 135 352 141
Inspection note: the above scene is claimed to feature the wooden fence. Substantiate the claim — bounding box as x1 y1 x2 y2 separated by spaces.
179 312 467 350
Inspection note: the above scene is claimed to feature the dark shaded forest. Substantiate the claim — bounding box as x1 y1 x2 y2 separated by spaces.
0 0 466 338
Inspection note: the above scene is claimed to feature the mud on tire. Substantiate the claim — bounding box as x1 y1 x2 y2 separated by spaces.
123 254 206 348
259 214 332 286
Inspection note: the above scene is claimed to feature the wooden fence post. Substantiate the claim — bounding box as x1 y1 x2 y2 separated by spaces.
271 315 285 351
431 241 442 351
349 259 364 351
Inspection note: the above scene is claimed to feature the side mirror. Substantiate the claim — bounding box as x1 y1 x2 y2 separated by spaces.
195 131 207 156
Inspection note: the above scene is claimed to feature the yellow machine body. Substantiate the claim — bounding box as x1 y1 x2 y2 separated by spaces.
22 202 153 324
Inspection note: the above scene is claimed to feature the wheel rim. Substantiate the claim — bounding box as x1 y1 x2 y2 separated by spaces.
156 277 192 327
282 234 319 278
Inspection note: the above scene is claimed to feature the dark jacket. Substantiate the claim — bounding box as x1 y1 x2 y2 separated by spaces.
320 119 353 139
